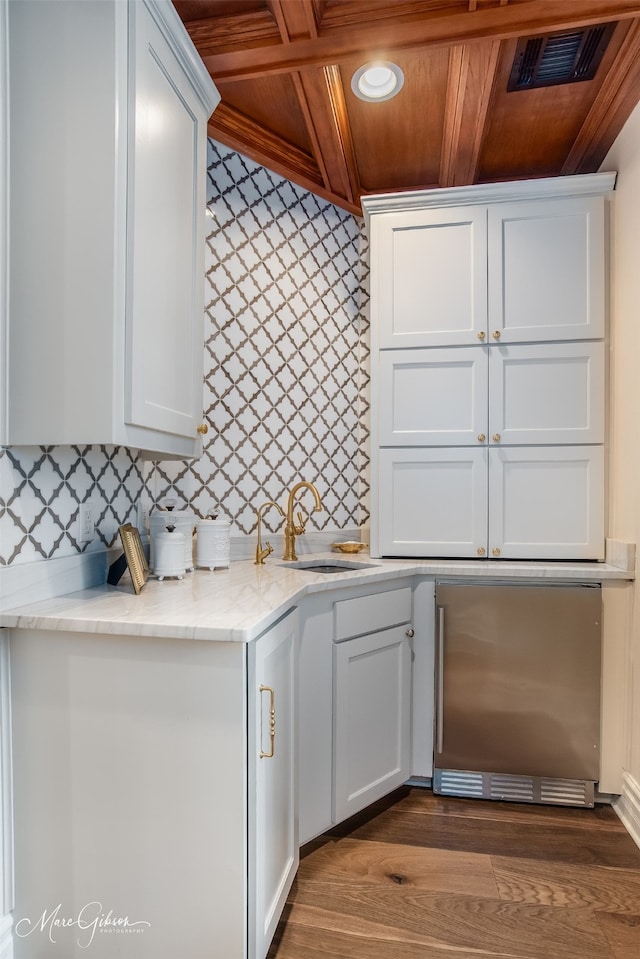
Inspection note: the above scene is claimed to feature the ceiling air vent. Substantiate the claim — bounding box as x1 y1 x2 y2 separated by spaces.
508 22 616 91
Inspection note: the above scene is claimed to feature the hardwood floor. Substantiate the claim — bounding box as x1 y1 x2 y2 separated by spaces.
268 787 640 959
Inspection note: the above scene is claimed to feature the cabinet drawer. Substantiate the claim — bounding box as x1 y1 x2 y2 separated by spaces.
334 587 412 641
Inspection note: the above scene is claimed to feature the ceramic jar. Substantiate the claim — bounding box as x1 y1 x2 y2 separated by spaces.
152 525 186 581
195 517 231 570
150 508 195 571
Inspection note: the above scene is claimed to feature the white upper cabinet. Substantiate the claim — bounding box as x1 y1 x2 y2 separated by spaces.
380 341 604 448
488 341 605 446
378 347 488 446
488 196 605 342
125 2 211 441
489 446 605 560
368 178 611 351
378 447 489 557
6 0 219 458
373 206 488 348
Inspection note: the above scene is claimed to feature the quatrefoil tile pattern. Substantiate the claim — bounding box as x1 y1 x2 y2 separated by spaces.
152 141 370 536
0 445 149 566
0 139 369 567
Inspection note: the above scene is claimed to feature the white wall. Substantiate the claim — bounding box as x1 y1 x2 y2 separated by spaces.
602 102 640 833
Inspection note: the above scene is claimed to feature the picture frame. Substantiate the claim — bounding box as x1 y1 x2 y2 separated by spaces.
117 523 149 595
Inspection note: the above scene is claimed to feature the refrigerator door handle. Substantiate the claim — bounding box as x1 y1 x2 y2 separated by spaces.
436 606 444 754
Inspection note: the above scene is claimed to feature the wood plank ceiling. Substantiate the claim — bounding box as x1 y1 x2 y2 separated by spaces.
174 0 640 214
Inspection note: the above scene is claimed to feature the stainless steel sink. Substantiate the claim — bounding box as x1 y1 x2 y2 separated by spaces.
280 560 375 574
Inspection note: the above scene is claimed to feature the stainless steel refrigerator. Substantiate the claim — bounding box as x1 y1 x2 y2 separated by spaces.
433 582 601 807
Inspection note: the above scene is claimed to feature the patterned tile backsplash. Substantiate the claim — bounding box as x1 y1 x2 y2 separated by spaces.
0 140 370 567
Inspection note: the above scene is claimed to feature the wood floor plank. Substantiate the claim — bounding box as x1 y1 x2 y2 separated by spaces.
492 855 640 911
340 808 640 868
269 917 532 959
596 912 640 958
271 788 640 958
282 882 612 959
298 837 499 899
396 789 624 831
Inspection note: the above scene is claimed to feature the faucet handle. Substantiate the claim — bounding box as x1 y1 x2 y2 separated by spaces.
264 540 273 555
293 510 306 535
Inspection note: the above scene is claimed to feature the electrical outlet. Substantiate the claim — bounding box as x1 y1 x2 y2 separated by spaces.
137 499 151 534
78 504 95 543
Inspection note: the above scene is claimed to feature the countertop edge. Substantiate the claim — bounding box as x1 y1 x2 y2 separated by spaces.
0 555 633 644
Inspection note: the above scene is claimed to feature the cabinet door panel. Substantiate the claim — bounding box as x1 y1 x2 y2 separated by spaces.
249 611 298 959
488 196 605 342
333 625 411 822
125 0 205 439
373 206 487 347
379 448 488 557
379 347 488 445
489 446 604 560
489 342 605 445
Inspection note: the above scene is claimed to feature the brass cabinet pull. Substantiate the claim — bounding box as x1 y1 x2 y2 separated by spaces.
492 433 501 442
492 547 501 557
492 330 501 340
477 546 486 556
259 684 276 758
477 331 486 341
477 434 486 443
196 423 209 436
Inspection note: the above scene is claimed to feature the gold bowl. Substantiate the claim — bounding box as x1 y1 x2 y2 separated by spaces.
331 541 368 554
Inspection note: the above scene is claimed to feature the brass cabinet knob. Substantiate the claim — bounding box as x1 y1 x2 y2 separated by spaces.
492 330 501 340
405 627 415 638
197 423 209 436
477 546 486 556
492 547 501 557
477 433 486 443
492 433 501 442
477 331 486 341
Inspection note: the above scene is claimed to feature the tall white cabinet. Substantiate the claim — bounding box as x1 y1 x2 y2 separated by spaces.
6 0 219 458
365 173 615 561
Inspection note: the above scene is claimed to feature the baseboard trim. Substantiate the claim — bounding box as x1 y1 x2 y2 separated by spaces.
614 770 640 849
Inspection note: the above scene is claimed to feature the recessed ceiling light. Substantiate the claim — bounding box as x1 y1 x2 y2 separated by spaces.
351 61 404 102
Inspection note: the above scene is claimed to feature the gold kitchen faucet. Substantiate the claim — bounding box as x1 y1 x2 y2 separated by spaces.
282 482 323 562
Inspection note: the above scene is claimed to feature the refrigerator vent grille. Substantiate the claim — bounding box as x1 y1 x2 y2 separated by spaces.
434 769 595 808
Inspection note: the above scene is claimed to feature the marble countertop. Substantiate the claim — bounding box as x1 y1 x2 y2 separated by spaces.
1 551 632 644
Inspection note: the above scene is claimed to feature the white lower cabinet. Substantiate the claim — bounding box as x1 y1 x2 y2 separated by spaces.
378 445 604 559
298 584 415 843
333 624 412 822
10 609 297 959
249 612 298 959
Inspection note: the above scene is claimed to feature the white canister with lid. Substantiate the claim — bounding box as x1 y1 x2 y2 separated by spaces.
152 524 186 581
196 517 231 570
150 507 195 571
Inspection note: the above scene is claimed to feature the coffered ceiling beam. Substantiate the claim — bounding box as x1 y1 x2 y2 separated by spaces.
563 17 640 173
440 40 501 187
269 0 318 42
200 1 640 83
208 102 361 216
185 10 279 56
